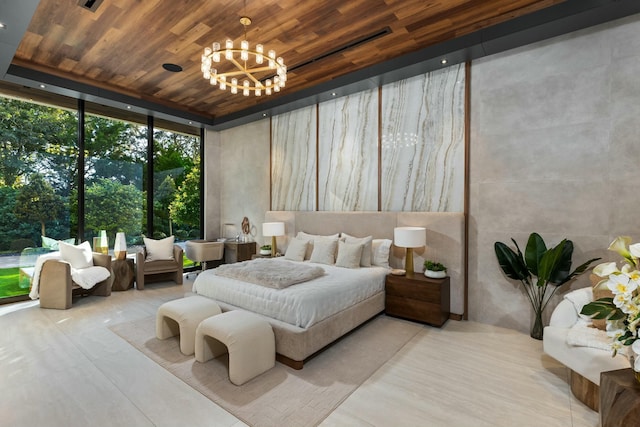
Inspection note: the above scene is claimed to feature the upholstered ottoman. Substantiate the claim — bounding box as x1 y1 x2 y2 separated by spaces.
195 310 275 386
156 296 222 355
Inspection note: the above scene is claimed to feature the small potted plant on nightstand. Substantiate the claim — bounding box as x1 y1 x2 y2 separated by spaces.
260 245 272 256
424 260 447 278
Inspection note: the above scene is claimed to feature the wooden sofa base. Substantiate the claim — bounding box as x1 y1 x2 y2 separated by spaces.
570 369 599 412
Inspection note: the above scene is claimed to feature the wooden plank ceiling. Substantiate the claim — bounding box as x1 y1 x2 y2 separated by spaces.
12 0 566 120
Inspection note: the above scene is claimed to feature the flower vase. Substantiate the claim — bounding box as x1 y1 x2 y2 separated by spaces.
530 310 544 340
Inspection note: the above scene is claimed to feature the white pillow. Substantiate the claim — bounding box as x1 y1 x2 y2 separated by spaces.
144 236 175 261
284 238 308 262
341 233 372 267
71 266 111 289
335 240 364 269
42 236 75 250
310 238 338 265
59 241 94 269
296 231 340 260
371 239 392 268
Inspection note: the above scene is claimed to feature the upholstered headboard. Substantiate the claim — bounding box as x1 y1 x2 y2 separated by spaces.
264 211 466 316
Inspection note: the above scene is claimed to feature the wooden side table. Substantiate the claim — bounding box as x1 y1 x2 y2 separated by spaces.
112 258 135 291
385 273 450 327
224 241 256 263
600 368 640 427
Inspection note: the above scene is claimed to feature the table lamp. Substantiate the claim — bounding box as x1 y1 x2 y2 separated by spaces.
394 226 426 278
262 222 285 257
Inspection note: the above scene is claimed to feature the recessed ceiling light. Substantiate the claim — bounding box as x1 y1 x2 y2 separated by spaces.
262 113 268 117
162 63 183 72
126 105 132 109
0 23 6 29
441 59 448 64
331 92 337 96
39 84 46 89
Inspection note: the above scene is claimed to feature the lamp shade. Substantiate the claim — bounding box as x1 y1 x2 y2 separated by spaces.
262 222 285 237
394 227 426 248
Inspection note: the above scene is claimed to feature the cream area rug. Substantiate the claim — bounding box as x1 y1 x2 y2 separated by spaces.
110 314 423 427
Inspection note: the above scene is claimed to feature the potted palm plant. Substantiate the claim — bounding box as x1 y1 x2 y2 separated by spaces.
494 232 599 340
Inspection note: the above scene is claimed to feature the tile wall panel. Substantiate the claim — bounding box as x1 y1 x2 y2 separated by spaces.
317 89 378 211
271 106 317 211
381 64 465 212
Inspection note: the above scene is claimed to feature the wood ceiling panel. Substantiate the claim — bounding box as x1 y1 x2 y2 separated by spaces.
12 0 568 120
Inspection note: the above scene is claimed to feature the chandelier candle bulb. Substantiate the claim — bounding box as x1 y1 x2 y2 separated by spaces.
201 15 287 97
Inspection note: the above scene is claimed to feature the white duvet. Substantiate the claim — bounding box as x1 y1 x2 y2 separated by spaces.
192 258 388 328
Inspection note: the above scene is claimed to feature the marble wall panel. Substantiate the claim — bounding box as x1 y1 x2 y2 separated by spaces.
318 89 378 211
271 106 317 211
381 64 465 212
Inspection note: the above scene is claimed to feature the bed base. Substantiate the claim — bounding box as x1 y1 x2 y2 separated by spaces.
213 291 385 370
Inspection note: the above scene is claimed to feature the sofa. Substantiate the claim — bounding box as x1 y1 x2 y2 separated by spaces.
543 286 628 411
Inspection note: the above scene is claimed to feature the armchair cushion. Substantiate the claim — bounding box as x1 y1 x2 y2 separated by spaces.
72 266 111 289
59 241 93 269
143 236 175 261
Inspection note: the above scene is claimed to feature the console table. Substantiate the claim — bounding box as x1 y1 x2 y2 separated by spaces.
600 368 640 427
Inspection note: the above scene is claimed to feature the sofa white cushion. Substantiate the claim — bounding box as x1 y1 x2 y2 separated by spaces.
71 266 111 289
144 236 175 261
59 241 93 269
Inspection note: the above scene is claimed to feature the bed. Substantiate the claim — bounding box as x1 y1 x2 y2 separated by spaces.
193 211 465 369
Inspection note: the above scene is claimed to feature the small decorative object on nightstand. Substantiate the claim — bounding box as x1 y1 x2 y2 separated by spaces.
385 273 450 327
423 260 447 279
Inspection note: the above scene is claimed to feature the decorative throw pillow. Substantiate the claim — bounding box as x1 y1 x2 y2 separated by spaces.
284 238 308 262
296 231 340 260
42 235 75 250
144 235 175 261
341 233 372 267
59 241 94 269
310 238 338 265
371 239 392 268
590 273 613 331
335 240 364 269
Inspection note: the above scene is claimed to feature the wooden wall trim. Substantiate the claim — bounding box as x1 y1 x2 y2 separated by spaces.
378 86 383 212
315 104 320 211
463 61 471 321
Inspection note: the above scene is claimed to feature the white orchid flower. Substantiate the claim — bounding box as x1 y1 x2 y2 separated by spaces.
607 273 637 295
622 265 640 288
594 262 620 278
609 236 633 261
606 321 625 340
630 243 640 259
611 340 624 353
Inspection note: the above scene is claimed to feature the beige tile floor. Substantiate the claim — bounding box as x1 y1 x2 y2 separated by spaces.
0 278 599 427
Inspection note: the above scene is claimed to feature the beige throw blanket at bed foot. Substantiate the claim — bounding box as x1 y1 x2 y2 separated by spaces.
214 258 325 289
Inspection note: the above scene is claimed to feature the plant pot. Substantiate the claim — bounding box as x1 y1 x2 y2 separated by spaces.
260 249 271 256
531 310 544 340
424 270 446 279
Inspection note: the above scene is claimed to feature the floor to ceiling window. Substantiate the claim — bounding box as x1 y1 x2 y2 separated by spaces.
153 126 201 268
84 110 147 251
0 85 202 301
0 95 76 300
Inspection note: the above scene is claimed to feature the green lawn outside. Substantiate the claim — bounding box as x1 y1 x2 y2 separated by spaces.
0 267 30 298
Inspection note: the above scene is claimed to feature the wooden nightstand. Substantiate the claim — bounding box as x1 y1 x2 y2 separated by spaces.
224 241 256 263
385 274 450 327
